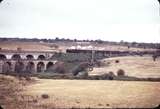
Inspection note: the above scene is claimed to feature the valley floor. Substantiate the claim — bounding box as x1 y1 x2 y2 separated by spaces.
24 78 160 108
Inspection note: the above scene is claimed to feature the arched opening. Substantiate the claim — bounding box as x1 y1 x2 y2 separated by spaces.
46 62 54 72
0 54 6 60
15 62 24 73
38 55 45 60
26 55 34 60
37 62 45 73
26 62 35 73
2 62 12 73
12 54 21 60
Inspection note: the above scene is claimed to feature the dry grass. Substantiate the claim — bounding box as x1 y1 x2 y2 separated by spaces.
0 74 50 109
0 41 156 52
25 79 160 108
90 56 160 78
0 41 56 52
1 74 160 108
93 44 156 52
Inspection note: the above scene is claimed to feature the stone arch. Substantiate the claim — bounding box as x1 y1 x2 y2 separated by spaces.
15 61 24 73
26 62 35 73
38 55 45 60
2 62 12 73
26 55 34 60
12 54 21 60
37 62 45 72
46 62 54 72
0 54 7 60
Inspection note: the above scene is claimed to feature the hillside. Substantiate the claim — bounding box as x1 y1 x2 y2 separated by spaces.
0 40 157 53
90 56 160 78
0 41 58 52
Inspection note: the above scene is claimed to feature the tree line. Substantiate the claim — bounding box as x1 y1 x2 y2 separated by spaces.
0 37 160 49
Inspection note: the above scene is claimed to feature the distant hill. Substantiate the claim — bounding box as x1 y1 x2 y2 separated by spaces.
0 38 159 51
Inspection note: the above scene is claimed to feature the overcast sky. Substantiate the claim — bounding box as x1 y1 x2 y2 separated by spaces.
0 0 160 43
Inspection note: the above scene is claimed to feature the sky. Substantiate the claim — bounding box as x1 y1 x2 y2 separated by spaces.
0 0 159 43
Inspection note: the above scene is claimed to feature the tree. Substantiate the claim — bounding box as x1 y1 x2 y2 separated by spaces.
0 0 3 3
95 39 103 44
74 39 77 42
55 37 59 41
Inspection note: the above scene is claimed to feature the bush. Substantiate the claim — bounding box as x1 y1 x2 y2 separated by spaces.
101 72 114 80
100 73 109 80
88 72 115 80
76 71 88 79
107 62 110 65
95 60 106 67
95 60 101 67
41 94 49 99
52 61 66 73
108 76 113 80
108 71 115 76
115 60 120 63
71 62 90 76
117 69 125 76
108 71 115 80
92 75 101 80
25 76 32 81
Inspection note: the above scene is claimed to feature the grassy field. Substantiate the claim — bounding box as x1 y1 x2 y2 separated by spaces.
0 41 56 51
24 79 160 108
1 74 160 108
90 56 160 78
0 41 156 52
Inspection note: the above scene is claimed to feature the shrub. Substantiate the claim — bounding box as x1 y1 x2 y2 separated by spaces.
89 72 115 80
108 76 113 80
52 61 66 73
25 76 32 81
107 62 110 65
33 99 38 103
90 75 100 80
98 103 103 106
117 69 125 76
152 55 157 61
100 72 114 80
76 71 88 79
95 60 101 67
17 47 22 51
72 62 90 76
41 94 49 99
106 104 110 106
108 71 115 80
108 71 115 76
95 60 106 67
99 73 108 80
115 60 120 63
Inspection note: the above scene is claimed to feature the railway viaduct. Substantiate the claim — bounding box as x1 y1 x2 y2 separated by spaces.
0 48 156 74
0 50 57 73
